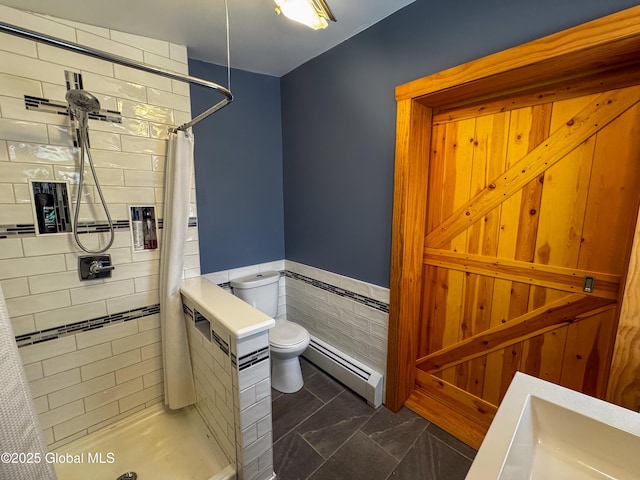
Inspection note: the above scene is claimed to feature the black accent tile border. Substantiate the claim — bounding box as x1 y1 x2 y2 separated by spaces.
24 95 122 124
15 303 160 347
283 270 389 313
212 328 230 356
238 346 270 371
0 217 198 238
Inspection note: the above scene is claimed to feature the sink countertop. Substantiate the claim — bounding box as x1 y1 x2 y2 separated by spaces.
180 276 275 340
467 372 640 479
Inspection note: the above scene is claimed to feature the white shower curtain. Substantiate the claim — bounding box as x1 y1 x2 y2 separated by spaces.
160 129 197 409
0 286 57 480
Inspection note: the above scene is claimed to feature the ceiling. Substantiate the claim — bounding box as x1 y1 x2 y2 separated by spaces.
0 0 415 76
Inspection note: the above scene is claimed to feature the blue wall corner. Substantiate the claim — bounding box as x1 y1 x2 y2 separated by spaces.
190 0 638 287
189 60 285 274
280 0 639 288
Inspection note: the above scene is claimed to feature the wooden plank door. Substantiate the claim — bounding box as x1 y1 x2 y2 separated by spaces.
409 85 640 447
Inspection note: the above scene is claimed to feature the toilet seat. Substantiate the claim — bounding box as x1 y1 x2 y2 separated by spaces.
270 319 308 348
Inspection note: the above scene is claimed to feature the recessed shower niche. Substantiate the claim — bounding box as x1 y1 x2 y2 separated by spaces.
30 181 72 235
129 205 158 251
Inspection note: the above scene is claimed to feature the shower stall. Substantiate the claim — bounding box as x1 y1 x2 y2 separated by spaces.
0 4 273 480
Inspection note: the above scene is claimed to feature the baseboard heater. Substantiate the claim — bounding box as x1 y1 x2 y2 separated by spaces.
303 334 383 408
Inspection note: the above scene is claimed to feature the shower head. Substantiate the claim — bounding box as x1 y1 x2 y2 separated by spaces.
65 89 100 117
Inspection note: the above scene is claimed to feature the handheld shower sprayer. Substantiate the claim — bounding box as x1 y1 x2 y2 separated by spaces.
66 89 115 254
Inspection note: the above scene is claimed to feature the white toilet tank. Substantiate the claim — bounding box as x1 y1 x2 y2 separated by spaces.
230 271 280 318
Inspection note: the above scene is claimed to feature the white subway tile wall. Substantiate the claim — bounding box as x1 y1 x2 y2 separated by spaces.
19 316 163 448
0 5 198 446
183 299 236 464
284 260 390 377
202 259 388 379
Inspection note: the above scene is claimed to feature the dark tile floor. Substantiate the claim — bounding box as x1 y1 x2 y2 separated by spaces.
272 358 476 480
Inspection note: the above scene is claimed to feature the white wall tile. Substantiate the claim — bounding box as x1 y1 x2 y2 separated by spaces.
21 338 76 370
11 314 35 336
89 149 153 171
123 169 164 188
39 399 84 430
138 314 159 331
0 5 76 43
7 290 71 317
142 368 162 388
0 140 7 161
147 88 191 113
53 402 119 441
172 79 190 96
42 342 112 377
34 301 107 331
110 31 169 58
7 141 76 165
80 349 140 381
103 260 159 282
114 64 172 92
1 4 198 447
111 328 160 355
70 279 134 305
0 238 24 259
118 383 163 412
122 135 168 155
29 368 81 398
23 362 43 382
106 289 159 314
37 44 114 77
22 235 86 257
0 32 37 57
89 116 150 138
118 99 174 124
0 72 42 98
84 377 143 412
134 274 159 292
0 50 66 86
33 395 49 414
115 356 162 384
168 44 188 64
45 16 110 38
48 372 115 409
0 184 14 203
143 51 188 74
140 341 161 360
29 270 101 294
77 30 144 62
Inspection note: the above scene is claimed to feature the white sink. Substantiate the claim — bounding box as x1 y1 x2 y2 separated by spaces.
467 372 640 480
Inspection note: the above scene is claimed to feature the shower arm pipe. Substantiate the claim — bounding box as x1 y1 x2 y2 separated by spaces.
0 20 233 131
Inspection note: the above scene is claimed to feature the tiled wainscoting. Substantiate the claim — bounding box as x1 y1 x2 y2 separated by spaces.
183 294 275 480
0 5 198 446
203 259 390 382
19 313 163 448
284 260 389 379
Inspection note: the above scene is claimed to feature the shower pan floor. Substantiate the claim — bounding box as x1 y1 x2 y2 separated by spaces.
53 403 232 480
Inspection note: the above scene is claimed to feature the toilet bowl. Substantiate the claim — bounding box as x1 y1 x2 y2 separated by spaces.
230 271 310 393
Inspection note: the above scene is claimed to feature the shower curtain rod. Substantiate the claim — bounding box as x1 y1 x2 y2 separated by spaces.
0 21 233 132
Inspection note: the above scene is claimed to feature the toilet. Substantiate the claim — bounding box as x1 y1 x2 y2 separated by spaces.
230 271 310 393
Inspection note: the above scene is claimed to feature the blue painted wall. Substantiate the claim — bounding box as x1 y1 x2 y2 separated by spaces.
189 60 285 273
281 0 639 287
191 0 638 285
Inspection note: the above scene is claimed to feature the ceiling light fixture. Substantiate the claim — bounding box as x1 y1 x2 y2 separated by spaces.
274 0 337 30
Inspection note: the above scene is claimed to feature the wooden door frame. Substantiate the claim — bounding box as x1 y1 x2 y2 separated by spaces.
387 5 640 418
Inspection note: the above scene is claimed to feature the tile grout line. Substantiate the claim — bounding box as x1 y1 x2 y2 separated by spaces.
380 420 431 480
428 429 477 462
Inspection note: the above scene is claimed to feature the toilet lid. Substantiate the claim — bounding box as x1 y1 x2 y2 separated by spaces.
270 319 308 348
